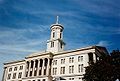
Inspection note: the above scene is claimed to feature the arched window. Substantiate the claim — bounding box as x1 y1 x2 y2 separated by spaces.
53 32 55 38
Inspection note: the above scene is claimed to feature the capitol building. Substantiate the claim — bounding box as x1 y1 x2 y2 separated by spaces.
2 17 108 81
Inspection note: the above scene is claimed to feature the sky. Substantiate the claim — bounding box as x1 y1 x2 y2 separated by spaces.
0 0 120 80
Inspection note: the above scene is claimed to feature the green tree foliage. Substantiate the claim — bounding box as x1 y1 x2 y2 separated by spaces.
83 50 120 81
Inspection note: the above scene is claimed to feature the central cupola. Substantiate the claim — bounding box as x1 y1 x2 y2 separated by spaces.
47 16 65 53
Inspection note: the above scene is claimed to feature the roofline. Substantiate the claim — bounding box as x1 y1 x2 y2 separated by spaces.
4 59 25 65
54 46 96 55
25 52 53 59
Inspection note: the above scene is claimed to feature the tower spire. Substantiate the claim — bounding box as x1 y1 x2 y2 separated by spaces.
56 16 59 24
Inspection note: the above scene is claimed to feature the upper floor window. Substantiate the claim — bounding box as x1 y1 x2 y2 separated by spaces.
53 32 55 38
69 65 74 74
69 57 74 63
51 42 54 48
43 79 46 81
60 33 62 38
78 56 83 62
61 58 65 64
53 67 57 75
9 68 12 72
12 73 16 79
53 60 57 65
18 72 22 78
14 67 17 71
78 64 84 73
60 67 65 74
7 74 11 79
20 65 23 70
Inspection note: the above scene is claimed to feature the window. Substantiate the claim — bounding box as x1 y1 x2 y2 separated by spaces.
78 56 83 62
60 42 62 48
69 78 74 80
51 42 54 47
43 79 46 81
81 64 83 72
61 58 65 64
69 57 74 63
53 32 55 38
7 74 11 79
20 66 23 70
88 53 93 62
53 60 57 65
60 33 62 38
14 67 17 71
53 67 57 75
26 71 28 77
30 71 32 76
12 73 16 79
69 65 74 73
60 67 65 74
18 72 22 78
9 68 12 72
78 64 84 73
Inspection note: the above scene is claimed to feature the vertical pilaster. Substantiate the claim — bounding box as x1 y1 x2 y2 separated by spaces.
24 61 28 77
32 60 35 76
47 58 50 75
42 59 45 75
37 59 40 76
28 61 31 77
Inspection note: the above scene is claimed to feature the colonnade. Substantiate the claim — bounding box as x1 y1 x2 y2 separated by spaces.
25 58 52 77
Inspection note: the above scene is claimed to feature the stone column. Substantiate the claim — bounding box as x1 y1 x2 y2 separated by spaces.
32 60 35 76
24 61 28 77
28 61 31 77
37 59 40 76
42 59 45 75
47 58 50 75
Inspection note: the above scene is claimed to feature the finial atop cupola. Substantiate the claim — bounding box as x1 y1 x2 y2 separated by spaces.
56 16 59 24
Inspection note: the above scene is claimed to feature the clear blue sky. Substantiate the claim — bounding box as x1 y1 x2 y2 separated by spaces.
0 0 120 80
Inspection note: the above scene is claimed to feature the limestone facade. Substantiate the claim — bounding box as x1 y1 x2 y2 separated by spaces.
2 17 108 81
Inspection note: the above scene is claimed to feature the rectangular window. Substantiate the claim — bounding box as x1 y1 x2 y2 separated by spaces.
78 64 84 73
60 67 65 74
7 74 11 79
14 67 17 71
43 79 46 81
53 32 55 38
30 71 32 76
18 72 22 78
78 56 83 62
78 65 81 73
53 60 57 65
69 65 74 73
81 64 83 72
20 66 23 70
61 58 65 64
26 71 28 77
69 57 74 63
12 73 16 79
60 33 61 38
53 67 57 75
51 42 54 48
9 68 12 72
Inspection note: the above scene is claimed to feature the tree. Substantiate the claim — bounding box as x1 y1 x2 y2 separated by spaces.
83 50 120 81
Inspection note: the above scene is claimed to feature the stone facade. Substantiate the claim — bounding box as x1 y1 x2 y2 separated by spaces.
2 17 108 81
